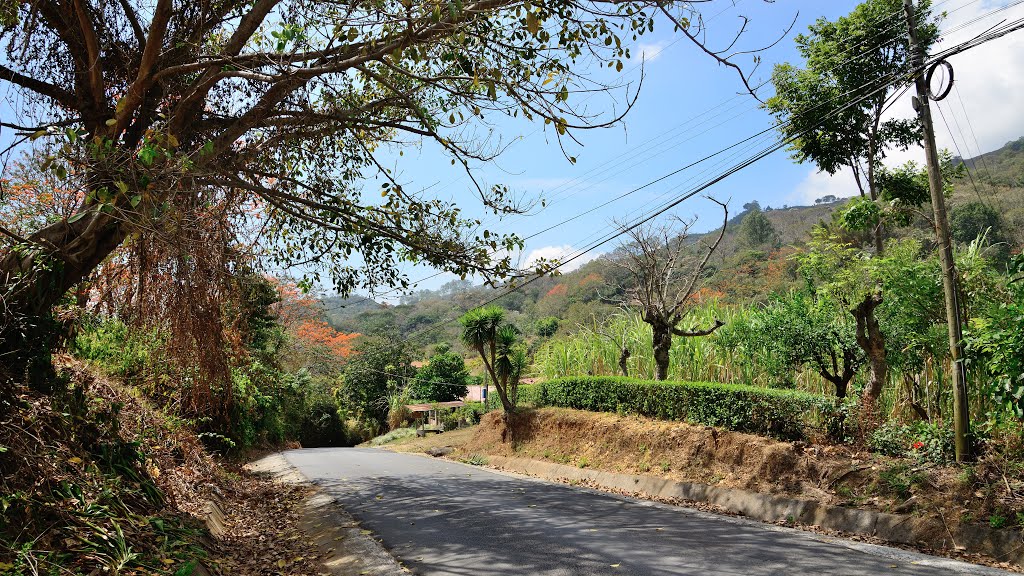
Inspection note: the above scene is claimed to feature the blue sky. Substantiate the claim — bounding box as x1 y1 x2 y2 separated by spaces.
368 0 1024 296
3 0 1022 299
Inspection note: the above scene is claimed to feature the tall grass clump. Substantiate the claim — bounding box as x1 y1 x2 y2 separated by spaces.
534 302 999 424
534 303 812 388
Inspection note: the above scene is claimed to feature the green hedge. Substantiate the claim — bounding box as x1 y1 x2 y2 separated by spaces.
512 376 843 441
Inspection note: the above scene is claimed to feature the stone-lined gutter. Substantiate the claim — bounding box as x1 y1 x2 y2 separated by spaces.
479 454 1024 569
244 454 408 576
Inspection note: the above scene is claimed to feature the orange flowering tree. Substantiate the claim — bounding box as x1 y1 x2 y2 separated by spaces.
0 158 83 243
272 280 359 377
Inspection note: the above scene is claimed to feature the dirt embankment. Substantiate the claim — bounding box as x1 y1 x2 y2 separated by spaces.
429 408 1023 536
0 357 329 575
466 408 825 494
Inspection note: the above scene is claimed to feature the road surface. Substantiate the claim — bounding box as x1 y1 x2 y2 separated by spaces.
285 448 1012 576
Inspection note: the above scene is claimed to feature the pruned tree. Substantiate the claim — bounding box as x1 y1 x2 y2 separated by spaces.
0 0 769 388
614 201 728 381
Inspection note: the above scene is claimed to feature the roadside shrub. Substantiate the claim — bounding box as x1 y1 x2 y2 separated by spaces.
868 421 955 464
230 364 349 449
440 409 462 431
369 427 417 446
516 376 840 441
455 401 486 425
74 316 161 381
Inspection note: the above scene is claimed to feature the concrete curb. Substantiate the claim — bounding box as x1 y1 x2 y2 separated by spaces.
245 453 408 576
201 497 227 539
483 454 1024 568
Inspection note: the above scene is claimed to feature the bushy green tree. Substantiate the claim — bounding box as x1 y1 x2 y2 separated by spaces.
341 336 414 436
951 202 1003 245
838 154 964 234
798 228 890 405
752 290 863 398
535 317 561 338
737 206 779 249
765 0 938 254
950 201 1010 266
411 344 470 402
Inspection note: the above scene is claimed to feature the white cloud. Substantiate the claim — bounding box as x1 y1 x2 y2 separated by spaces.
884 1 1024 165
635 40 671 63
787 167 861 206
522 244 602 273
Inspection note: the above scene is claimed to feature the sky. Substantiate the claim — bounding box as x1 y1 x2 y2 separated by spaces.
3 0 1023 300
351 0 1024 298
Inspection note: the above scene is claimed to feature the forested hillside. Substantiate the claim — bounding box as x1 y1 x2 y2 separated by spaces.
324 138 1024 358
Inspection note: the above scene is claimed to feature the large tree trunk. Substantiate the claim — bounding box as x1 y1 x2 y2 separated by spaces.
817 348 858 399
0 211 127 389
651 322 672 381
852 293 887 403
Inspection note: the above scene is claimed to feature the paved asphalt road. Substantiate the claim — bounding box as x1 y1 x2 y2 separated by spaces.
285 448 1012 576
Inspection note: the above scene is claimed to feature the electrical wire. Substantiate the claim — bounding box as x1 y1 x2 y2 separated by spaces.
933 92 986 203
323 1 932 313
401 4 1024 344
951 83 997 185
320 0 1022 316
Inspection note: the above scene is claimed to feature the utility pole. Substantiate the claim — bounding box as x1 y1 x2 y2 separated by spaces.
903 0 971 462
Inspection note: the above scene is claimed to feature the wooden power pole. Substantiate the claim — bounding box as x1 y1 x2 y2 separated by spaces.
903 0 972 462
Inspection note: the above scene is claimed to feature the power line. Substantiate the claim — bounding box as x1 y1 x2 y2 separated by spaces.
320 0 1016 317
343 0 1024 404
951 83 997 184
400 4 1024 343
327 4 925 313
490 0 922 231
408 75 916 342
934 98 985 203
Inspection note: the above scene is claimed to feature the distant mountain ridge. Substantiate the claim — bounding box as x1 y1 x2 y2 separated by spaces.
320 137 1024 352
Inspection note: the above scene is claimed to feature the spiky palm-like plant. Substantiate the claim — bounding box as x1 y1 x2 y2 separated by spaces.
460 306 525 418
